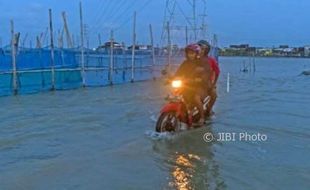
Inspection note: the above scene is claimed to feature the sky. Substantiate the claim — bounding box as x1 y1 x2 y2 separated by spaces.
0 0 310 48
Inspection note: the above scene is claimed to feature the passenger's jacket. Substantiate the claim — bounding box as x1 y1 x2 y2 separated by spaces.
201 55 220 83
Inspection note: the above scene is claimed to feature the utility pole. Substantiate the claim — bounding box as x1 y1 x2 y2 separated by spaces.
161 0 204 47
62 11 73 48
193 0 197 41
200 0 207 39
167 21 171 71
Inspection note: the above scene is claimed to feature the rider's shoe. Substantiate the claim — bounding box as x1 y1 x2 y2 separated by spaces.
193 118 205 127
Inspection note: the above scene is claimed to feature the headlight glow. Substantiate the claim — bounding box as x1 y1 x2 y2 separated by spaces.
172 80 182 88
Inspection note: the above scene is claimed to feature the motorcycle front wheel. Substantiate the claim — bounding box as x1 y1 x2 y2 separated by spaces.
155 112 180 133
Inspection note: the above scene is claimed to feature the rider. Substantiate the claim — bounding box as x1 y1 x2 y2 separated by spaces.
197 40 220 115
174 44 211 125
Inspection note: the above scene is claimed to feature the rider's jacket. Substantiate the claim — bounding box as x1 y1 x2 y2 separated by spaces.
174 58 211 90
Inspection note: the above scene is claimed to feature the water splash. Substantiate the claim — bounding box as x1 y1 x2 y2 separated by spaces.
149 114 158 123
145 130 174 140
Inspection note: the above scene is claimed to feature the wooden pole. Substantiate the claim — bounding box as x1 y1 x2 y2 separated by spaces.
149 24 156 67
122 42 127 68
185 25 188 45
149 24 156 79
10 20 18 95
36 36 42 48
79 1 86 87
98 33 102 46
227 73 230 93
131 11 136 83
109 30 114 85
72 34 75 47
22 33 28 48
49 9 56 90
57 29 64 48
253 55 256 72
14 33 20 92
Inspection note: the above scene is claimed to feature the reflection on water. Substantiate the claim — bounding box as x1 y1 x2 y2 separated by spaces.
153 127 227 190
170 154 199 190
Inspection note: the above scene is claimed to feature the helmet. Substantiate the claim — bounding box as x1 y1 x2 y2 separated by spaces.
197 40 211 49
185 44 201 54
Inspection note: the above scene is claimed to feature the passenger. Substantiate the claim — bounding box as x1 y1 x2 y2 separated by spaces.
197 40 220 115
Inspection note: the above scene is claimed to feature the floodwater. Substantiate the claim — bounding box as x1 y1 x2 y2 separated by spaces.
0 57 309 190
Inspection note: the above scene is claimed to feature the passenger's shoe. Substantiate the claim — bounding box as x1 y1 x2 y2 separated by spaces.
205 110 215 118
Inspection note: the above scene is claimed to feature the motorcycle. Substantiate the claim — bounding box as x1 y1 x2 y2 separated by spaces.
155 78 210 133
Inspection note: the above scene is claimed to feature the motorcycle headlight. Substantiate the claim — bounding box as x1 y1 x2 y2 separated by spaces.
171 80 182 88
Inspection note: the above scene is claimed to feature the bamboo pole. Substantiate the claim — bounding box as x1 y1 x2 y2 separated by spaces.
185 25 188 45
122 42 126 81
57 29 64 48
49 9 56 90
227 73 230 93
79 1 86 87
109 30 114 85
10 20 18 95
149 24 156 79
149 24 156 67
131 11 136 83
22 33 28 48
62 11 73 48
72 34 75 47
98 33 102 46
36 36 42 48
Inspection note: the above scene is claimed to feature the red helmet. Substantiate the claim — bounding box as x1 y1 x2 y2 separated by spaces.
185 43 201 55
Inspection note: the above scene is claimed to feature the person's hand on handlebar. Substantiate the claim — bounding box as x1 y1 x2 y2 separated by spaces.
194 77 202 82
195 67 205 73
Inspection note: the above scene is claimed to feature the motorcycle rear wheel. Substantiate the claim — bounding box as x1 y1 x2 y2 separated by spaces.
155 112 180 133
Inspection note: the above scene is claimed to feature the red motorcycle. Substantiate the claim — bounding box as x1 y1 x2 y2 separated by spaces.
155 78 210 133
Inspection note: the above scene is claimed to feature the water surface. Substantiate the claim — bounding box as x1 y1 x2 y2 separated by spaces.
0 57 309 189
